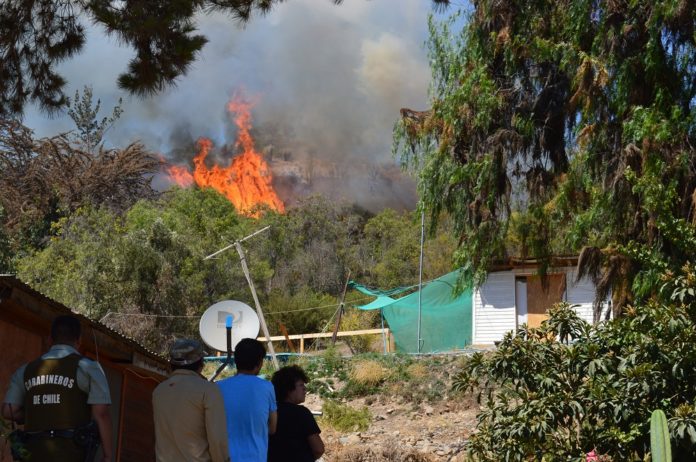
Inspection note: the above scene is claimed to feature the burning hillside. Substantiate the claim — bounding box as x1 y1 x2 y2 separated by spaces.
166 95 285 215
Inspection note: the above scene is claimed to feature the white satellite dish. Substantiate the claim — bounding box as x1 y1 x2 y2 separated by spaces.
199 300 260 352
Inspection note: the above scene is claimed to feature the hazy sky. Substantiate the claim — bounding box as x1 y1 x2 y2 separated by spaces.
22 0 450 208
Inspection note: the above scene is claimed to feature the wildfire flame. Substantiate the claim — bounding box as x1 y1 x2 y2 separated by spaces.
166 95 285 215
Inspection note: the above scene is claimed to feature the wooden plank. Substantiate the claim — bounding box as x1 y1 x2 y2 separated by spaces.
258 328 389 342
279 323 296 353
526 273 566 328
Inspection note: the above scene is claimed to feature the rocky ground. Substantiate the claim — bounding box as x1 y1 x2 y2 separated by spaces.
314 395 478 461
300 353 481 462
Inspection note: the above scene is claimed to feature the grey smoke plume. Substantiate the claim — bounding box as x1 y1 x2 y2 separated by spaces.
23 0 434 211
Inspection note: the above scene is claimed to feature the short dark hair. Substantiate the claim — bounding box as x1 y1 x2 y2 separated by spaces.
51 316 81 344
234 338 266 371
272 365 309 401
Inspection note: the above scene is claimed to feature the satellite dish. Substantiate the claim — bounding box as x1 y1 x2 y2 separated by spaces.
199 300 260 352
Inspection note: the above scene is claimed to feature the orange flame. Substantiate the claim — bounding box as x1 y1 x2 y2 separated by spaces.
166 95 285 216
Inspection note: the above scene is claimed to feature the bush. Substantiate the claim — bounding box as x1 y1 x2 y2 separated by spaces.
320 400 371 432
341 359 388 397
339 308 380 354
333 443 435 461
455 283 696 461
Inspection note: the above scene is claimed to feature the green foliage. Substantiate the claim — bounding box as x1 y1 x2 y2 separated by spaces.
10 178 456 352
453 270 696 461
320 400 371 432
264 287 336 337
396 1 696 308
338 309 380 354
16 188 255 348
0 0 281 116
651 409 672 462
66 86 123 152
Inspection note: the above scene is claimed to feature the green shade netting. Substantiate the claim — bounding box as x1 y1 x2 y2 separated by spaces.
350 270 472 353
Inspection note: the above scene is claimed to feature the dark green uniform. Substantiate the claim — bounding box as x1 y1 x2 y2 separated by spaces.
22 354 91 462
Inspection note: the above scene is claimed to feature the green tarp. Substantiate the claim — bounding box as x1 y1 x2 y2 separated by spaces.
349 270 472 353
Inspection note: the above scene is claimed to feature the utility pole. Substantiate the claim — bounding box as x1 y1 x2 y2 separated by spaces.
205 225 279 370
331 270 351 345
417 210 425 353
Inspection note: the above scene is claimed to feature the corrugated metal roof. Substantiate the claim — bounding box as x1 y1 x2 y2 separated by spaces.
0 275 167 365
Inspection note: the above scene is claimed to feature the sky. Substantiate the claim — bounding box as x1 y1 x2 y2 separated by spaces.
23 0 453 210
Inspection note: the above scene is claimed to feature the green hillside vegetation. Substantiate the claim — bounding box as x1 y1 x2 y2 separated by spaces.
393 0 696 460
4 188 457 350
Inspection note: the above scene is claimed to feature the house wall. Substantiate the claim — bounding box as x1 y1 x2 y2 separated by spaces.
473 267 599 345
565 268 596 324
0 281 167 462
472 271 516 344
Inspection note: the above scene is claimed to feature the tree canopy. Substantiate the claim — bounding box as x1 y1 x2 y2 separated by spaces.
396 1 696 314
0 0 451 117
0 88 159 265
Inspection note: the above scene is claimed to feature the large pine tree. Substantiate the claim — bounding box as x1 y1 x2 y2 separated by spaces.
396 1 696 314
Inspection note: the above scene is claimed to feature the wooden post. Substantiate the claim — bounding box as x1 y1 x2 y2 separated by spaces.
388 329 396 353
332 270 351 345
300 335 305 354
235 242 279 370
279 323 296 353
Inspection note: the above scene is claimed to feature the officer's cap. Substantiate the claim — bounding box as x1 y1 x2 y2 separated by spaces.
169 339 207 366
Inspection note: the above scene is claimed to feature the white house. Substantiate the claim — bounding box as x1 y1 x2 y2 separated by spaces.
471 261 610 345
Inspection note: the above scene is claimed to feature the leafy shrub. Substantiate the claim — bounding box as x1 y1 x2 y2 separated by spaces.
455 281 696 461
320 400 371 432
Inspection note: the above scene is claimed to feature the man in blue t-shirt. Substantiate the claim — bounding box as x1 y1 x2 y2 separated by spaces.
218 338 277 461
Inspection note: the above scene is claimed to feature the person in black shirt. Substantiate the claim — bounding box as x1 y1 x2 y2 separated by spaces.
268 365 324 462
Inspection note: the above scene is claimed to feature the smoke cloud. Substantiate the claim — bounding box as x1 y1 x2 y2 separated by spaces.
23 0 436 211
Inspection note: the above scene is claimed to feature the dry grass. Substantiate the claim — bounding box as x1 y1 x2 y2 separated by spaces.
406 362 429 380
350 359 387 385
333 443 435 462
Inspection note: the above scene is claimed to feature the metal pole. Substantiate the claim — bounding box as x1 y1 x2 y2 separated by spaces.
331 270 351 345
417 210 425 353
235 241 280 370
204 226 271 260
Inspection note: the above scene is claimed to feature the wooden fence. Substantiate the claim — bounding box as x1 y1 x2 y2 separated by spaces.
257 328 394 354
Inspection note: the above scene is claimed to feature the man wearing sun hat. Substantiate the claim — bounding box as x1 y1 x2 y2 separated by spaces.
152 339 229 462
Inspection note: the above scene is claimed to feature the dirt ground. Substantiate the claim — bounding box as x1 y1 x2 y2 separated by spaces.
310 394 478 461
300 353 481 462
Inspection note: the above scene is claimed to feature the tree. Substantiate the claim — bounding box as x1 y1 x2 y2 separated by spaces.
0 0 451 116
0 118 159 258
16 188 260 349
66 86 123 153
454 268 696 461
395 2 696 313
259 195 368 296
0 0 270 116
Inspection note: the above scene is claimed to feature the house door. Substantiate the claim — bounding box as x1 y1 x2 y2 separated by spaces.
526 273 566 328
515 278 528 329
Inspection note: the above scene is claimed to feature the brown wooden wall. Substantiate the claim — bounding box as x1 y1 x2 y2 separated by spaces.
0 317 44 461
526 273 567 328
117 370 160 462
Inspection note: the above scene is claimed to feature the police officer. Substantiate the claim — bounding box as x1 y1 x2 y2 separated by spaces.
2 315 113 461
152 339 229 462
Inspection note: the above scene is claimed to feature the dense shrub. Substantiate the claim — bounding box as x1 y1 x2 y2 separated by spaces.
455 270 696 461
